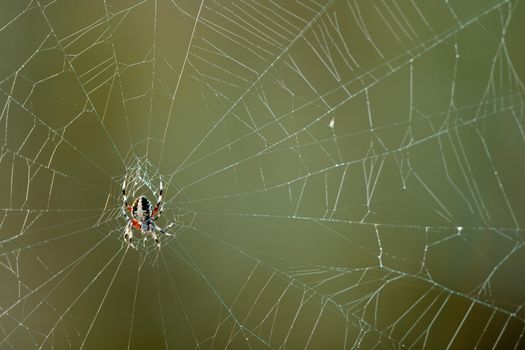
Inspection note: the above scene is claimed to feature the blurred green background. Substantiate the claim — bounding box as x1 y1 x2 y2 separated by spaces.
1 0 525 349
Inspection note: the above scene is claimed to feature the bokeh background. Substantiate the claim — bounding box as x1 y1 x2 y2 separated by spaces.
1 0 525 349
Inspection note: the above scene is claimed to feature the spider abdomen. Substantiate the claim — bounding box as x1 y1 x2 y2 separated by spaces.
132 196 152 220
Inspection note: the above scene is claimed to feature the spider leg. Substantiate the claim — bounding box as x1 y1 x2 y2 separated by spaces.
153 224 166 234
153 223 174 236
131 219 141 229
124 219 141 247
122 180 131 213
148 222 175 248
152 180 163 219
122 180 127 206
151 231 160 248
124 220 135 247
121 207 128 221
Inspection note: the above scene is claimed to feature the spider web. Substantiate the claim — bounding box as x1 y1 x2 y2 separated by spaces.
1 0 524 349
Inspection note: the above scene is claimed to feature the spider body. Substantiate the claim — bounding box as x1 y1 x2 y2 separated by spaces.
122 180 170 248
132 196 153 222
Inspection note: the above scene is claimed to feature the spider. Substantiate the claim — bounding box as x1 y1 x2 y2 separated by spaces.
121 179 171 248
